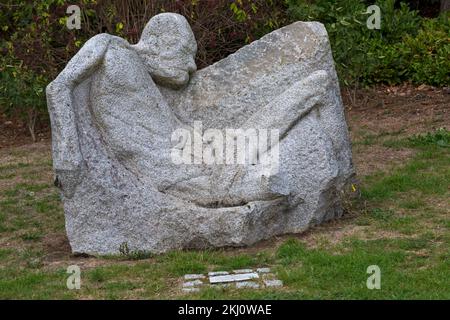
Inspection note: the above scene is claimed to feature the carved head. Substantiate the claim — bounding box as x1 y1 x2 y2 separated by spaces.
134 13 197 89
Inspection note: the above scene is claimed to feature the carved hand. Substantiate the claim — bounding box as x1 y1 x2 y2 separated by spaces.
54 167 84 199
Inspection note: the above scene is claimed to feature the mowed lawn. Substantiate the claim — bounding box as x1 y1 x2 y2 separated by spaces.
0 122 448 299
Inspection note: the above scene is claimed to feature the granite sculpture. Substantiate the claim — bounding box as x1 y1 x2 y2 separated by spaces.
46 13 354 254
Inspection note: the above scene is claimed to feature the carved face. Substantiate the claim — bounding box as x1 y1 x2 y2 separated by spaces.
135 13 197 89
147 38 197 89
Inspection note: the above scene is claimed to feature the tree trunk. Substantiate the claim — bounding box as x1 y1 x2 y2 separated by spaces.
441 0 450 13
27 108 37 143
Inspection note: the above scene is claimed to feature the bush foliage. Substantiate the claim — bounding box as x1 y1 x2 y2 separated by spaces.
287 0 450 86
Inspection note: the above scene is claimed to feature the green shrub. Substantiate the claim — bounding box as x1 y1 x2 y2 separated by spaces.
0 57 48 141
286 0 369 85
401 16 450 86
408 128 450 148
287 0 449 86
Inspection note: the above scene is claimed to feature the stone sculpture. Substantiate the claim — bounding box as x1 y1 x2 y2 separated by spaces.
46 13 354 254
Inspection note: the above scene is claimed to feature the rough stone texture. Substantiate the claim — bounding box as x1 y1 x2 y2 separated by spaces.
182 288 200 293
236 281 260 289
263 279 283 288
183 280 204 287
233 269 254 274
46 12 354 255
209 273 259 284
208 271 229 276
184 274 206 280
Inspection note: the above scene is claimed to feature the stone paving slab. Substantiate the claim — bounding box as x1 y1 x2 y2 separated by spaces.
182 288 200 293
208 271 229 276
233 269 254 274
181 267 283 293
183 279 203 287
209 272 259 284
263 279 283 287
184 274 206 280
236 281 260 289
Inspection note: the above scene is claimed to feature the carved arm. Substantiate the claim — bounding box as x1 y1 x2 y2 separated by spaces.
46 34 110 197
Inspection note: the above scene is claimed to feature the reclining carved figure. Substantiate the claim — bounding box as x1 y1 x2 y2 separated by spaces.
46 13 354 254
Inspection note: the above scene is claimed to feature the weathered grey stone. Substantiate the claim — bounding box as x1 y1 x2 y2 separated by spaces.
183 280 204 287
256 268 271 273
182 287 200 293
209 273 259 284
208 271 229 276
184 274 206 280
236 281 260 289
46 12 354 255
263 279 283 288
233 269 254 274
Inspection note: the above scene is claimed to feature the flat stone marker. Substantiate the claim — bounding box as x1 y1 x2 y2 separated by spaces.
236 281 260 289
182 288 200 293
209 272 259 284
233 269 254 274
208 271 229 276
263 279 283 287
183 279 203 287
184 274 205 280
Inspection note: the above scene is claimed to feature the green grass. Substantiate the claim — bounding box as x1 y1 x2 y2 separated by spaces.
362 145 449 201
0 131 448 299
383 128 450 149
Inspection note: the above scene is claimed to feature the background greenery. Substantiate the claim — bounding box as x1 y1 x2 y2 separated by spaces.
287 0 449 87
0 0 449 140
